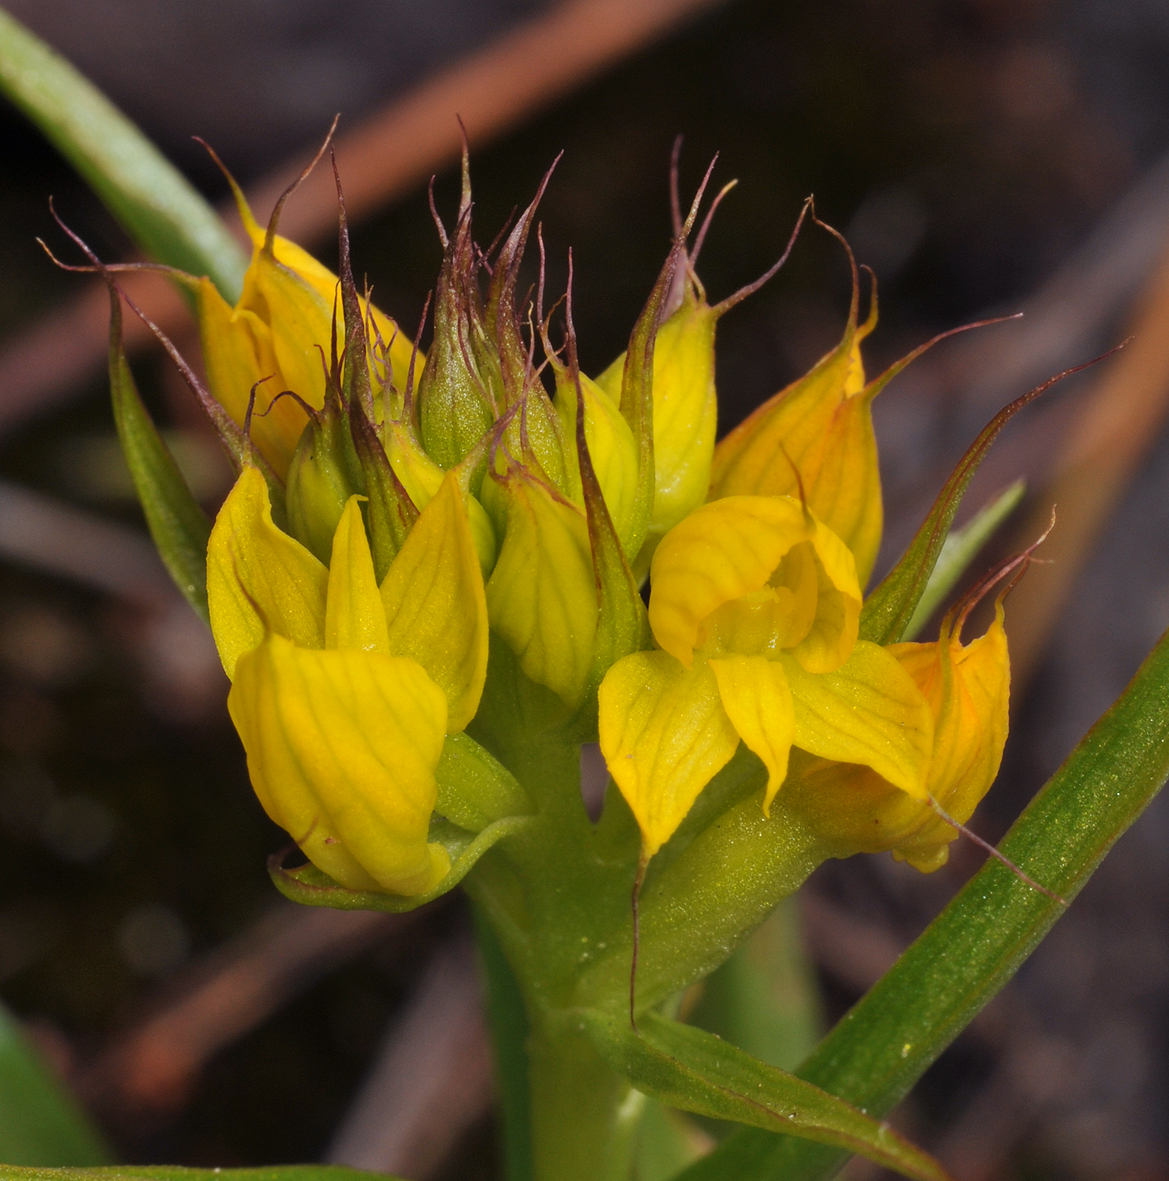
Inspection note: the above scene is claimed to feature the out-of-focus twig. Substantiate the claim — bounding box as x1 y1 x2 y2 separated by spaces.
79 901 434 1117
999 229 1169 689
0 0 724 439
326 930 493 1180
879 149 1169 563
0 478 174 607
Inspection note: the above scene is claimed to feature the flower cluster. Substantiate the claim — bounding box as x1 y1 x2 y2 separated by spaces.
192 153 1012 897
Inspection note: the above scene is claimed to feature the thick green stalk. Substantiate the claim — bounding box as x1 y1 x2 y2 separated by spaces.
526 1020 644 1181
465 720 643 1181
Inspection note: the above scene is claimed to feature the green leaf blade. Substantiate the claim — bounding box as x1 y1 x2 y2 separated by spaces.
108 297 212 622
578 1011 951 1181
0 9 246 298
861 356 1094 646
0 1168 397 1181
0 1005 110 1167
902 479 1025 640
679 619 1169 1181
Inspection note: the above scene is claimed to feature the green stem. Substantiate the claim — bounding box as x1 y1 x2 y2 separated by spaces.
527 1018 644 1181
465 713 645 1181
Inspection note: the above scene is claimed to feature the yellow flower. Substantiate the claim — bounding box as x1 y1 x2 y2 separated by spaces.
782 597 1011 872
707 235 894 586
598 495 933 860
196 201 416 480
206 465 488 895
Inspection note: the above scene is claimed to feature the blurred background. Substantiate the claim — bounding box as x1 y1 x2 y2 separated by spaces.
1 0 1168 1178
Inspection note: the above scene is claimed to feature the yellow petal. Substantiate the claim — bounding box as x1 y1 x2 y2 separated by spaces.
325 496 389 653
781 640 933 798
262 232 418 405
240 246 334 415
596 293 719 541
780 607 1010 872
229 634 450 895
598 651 740 859
207 466 328 679
197 275 264 417
887 601 1011 867
485 472 597 708
789 517 863 674
385 421 497 576
780 755 941 865
648 495 860 670
381 472 488 731
197 277 310 478
710 323 882 585
708 655 795 814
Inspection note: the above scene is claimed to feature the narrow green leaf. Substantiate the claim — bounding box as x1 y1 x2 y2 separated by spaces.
108 292 212 621
576 1010 950 1181
679 619 1169 1181
269 815 532 911
902 479 1025 641
861 354 1109 646
0 9 246 299
0 1004 109 1166
0 1168 393 1181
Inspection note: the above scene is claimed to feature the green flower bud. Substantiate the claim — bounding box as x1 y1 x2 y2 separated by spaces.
285 392 364 565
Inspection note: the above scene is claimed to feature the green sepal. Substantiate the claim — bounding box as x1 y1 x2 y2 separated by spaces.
0 10 246 300
575 1010 950 1181
861 373 1066 645
0 1169 394 1181
350 407 420 582
334 173 375 424
611 241 680 561
268 814 533 912
574 753 831 1015
436 731 532 832
564 355 650 739
483 160 568 491
107 290 212 621
680 614 1169 1181
284 392 364 565
903 478 1025 640
416 164 496 477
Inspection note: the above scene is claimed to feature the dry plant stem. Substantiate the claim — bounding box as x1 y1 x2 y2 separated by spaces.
1003 230 1169 688
79 902 433 1118
326 931 493 1180
0 0 724 438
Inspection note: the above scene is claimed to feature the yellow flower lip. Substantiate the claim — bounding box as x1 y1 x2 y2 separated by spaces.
647 494 862 674
206 463 490 896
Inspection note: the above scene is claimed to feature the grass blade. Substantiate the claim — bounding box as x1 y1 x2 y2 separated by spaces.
0 9 246 299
